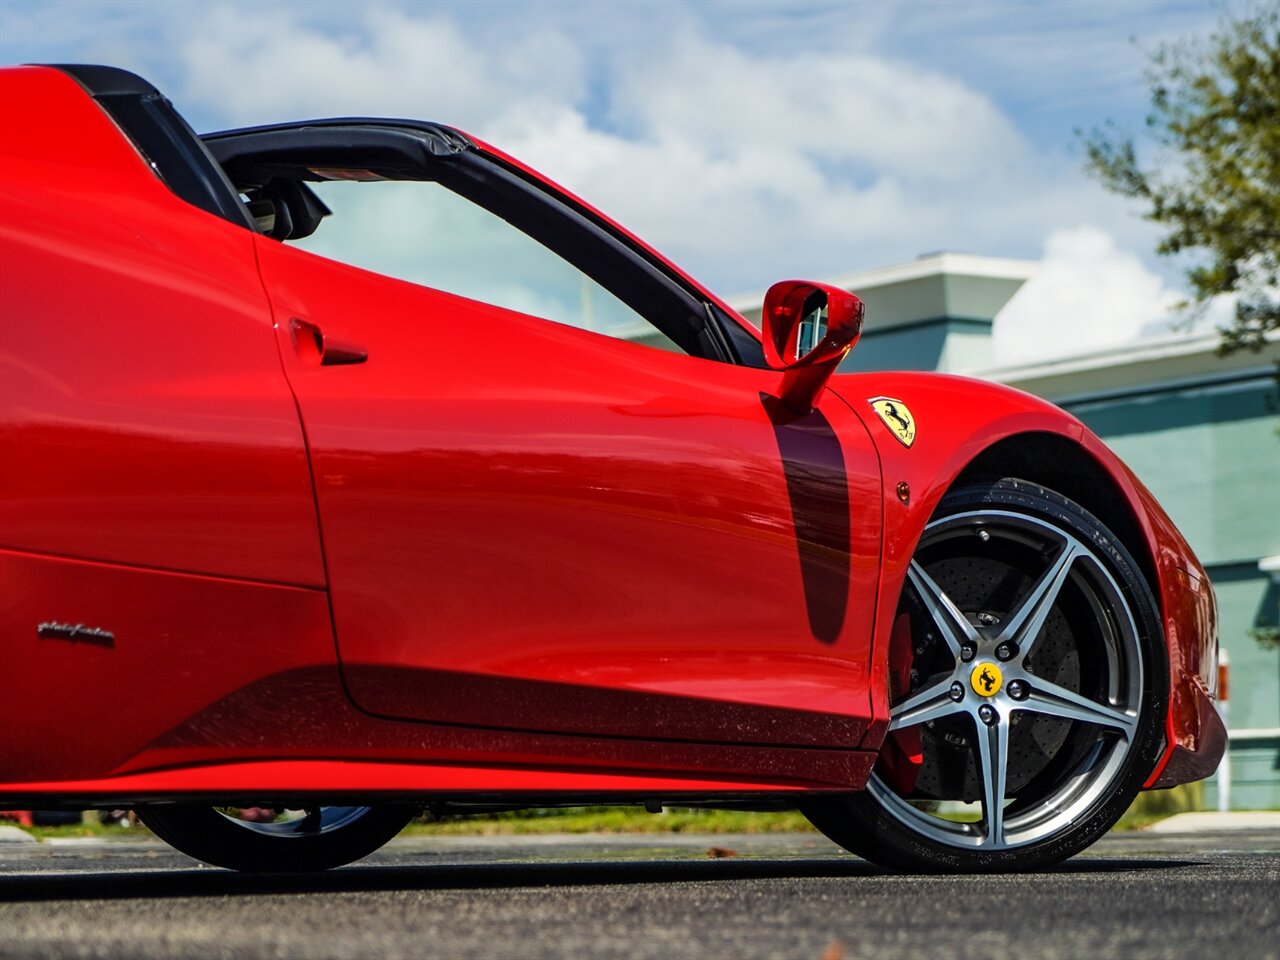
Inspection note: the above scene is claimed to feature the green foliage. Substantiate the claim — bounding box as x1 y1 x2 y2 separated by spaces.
1250 625 1280 649
408 807 816 835
1123 781 1204 822
1082 3 1280 354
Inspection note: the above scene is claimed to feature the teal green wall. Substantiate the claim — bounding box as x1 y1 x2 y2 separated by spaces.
1067 379 1279 567
840 318 992 373
1202 565 1279 810
1066 375 1280 809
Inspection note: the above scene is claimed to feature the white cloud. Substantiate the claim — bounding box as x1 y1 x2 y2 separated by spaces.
178 6 584 129
480 30 1079 290
608 33 1028 182
992 226 1180 364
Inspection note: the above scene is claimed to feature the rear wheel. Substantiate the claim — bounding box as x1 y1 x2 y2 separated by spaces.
137 805 413 872
804 478 1167 871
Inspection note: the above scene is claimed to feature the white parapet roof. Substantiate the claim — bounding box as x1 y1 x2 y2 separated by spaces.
972 330 1280 402
726 252 1038 326
813 252 1038 294
727 252 1034 308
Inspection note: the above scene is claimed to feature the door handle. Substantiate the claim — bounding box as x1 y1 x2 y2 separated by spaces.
289 318 367 366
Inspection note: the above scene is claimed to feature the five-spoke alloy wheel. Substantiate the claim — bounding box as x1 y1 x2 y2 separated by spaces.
805 478 1167 872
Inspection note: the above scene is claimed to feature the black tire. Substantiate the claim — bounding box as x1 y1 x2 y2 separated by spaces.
803 477 1168 872
137 805 414 872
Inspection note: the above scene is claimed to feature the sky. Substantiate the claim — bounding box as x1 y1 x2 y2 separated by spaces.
0 0 1250 363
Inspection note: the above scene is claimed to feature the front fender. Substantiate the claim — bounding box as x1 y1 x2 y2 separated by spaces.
827 372 1223 786
828 373 1082 747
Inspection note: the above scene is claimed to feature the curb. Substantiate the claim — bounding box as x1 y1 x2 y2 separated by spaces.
0 825 38 845
1146 811 1280 834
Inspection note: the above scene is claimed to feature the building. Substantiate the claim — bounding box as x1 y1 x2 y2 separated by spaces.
730 254 1280 810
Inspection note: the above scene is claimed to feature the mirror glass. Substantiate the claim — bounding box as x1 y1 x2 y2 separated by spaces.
793 289 829 361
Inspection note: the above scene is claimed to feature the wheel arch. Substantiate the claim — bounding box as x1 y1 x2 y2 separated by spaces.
844 389 1213 790
830 372 1183 768
952 431 1159 599
946 429 1223 790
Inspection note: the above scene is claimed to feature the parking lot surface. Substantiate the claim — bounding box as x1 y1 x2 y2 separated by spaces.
1 828 1277 959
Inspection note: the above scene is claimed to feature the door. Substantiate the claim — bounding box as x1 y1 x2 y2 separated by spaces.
254 169 883 748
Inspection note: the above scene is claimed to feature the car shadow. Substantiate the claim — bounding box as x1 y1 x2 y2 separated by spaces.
0 855 1200 903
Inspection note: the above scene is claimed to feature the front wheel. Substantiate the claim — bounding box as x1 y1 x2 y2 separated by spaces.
137 805 414 872
804 478 1168 871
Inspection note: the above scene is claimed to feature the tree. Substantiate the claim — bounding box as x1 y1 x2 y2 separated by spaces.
1082 3 1280 355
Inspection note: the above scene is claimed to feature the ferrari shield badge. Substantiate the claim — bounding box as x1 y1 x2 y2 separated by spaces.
869 397 916 447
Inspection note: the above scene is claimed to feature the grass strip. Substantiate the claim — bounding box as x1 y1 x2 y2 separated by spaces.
3 797 1188 840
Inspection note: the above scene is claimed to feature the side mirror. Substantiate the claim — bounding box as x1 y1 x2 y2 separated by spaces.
761 280 864 414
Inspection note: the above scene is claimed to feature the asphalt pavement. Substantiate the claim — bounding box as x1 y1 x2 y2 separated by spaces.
1 827 1277 960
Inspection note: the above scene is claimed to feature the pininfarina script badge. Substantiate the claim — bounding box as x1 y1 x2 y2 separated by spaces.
868 397 916 447
37 621 115 646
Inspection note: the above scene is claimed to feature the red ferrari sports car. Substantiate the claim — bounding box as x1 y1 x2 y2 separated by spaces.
0 65 1224 873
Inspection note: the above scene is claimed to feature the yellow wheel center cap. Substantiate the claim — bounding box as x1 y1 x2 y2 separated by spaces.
970 662 1003 698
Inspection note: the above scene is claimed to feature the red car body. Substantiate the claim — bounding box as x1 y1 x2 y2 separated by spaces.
0 64 1222 815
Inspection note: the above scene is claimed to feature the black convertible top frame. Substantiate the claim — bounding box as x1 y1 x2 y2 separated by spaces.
50 64 253 229
204 119 764 366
